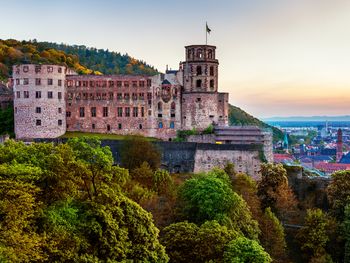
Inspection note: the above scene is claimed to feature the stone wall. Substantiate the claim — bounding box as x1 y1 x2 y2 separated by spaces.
13 64 66 139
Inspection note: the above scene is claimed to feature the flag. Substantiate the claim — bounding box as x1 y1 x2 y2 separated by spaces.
206 23 211 34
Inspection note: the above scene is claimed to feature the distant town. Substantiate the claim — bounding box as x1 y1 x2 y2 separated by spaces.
270 120 350 176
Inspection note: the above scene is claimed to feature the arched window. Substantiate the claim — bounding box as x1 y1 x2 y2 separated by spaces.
158 122 163 129
187 49 192 59
196 66 202 75
170 121 175 129
197 49 203 58
171 101 176 110
208 49 213 59
196 79 202 88
158 101 162 111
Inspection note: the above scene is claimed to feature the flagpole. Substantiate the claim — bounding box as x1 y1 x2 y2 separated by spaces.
206 22 207 45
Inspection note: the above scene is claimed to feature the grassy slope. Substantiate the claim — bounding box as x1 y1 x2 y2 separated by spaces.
228 104 283 142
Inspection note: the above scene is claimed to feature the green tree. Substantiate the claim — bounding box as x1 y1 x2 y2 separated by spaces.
343 204 350 263
161 220 238 263
120 137 161 171
327 170 350 220
297 209 333 262
178 169 259 239
223 237 271 263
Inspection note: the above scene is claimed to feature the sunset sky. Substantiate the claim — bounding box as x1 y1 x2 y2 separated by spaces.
1 0 350 118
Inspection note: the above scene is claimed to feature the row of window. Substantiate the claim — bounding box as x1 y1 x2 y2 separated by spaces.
67 79 152 88
16 91 62 99
68 92 152 101
35 119 63 126
194 65 215 76
70 121 175 131
194 79 215 89
15 78 63 86
187 48 215 60
16 65 63 74
70 106 147 118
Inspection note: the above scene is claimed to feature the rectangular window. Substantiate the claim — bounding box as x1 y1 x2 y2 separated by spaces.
48 91 53 99
117 81 122 87
80 107 85 118
89 81 95 87
35 91 41 98
132 93 137 100
47 66 53 73
124 81 129 87
35 78 41 85
117 93 122 100
108 81 114 87
24 91 29 98
58 108 62 114
132 81 137 87
139 93 144 100
103 107 108 117
36 119 41 126
58 119 62 126
91 107 96 117
16 91 20 98
16 79 20 85
118 123 122 129
92 123 95 129
141 107 144 117
147 92 152 100
124 93 130 100
58 79 62 86
58 67 62 73
139 81 145 87
58 92 62 100
117 107 123 117
48 79 53 85
23 66 29 72
36 107 41 114
23 78 29 85
125 107 130 117
147 79 152 87
66 111 71 117
133 107 138 117
109 92 113 100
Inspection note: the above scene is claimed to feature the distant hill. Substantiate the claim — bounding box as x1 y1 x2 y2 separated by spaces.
263 115 350 122
228 104 283 142
0 39 158 81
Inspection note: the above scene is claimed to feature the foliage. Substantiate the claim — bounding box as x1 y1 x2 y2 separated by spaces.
175 128 199 142
0 104 14 137
259 208 287 263
228 104 283 142
0 138 168 262
297 209 333 262
161 220 238 263
257 163 298 223
178 169 260 239
0 39 158 81
120 137 161 171
203 124 214 134
327 170 350 220
223 236 272 263
37 41 158 76
343 204 350 263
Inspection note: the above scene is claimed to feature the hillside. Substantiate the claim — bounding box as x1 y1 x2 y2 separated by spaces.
0 39 158 81
228 104 283 142
35 41 158 76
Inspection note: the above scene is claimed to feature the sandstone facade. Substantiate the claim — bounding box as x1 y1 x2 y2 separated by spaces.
13 44 229 140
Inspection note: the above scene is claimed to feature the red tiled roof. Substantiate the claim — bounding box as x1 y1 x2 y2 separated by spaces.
314 163 350 173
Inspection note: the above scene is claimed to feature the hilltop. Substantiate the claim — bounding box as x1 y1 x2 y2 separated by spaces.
0 39 158 81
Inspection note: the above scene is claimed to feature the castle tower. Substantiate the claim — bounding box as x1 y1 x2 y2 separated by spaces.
336 128 343 162
180 45 228 130
13 64 66 139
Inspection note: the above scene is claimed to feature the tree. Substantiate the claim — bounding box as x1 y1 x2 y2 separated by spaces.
223 237 272 263
120 137 161 171
297 209 333 262
260 208 287 263
343 204 350 263
327 170 350 220
161 220 238 263
178 169 259 239
257 163 298 223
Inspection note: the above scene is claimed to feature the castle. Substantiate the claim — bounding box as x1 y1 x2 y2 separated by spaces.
13 44 229 140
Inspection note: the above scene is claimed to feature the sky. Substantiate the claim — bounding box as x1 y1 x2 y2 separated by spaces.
1 0 350 118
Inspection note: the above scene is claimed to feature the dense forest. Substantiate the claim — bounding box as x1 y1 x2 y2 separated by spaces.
0 39 158 81
0 137 349 262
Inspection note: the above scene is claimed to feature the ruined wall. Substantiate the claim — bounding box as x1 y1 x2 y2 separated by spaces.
13 64 66 139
